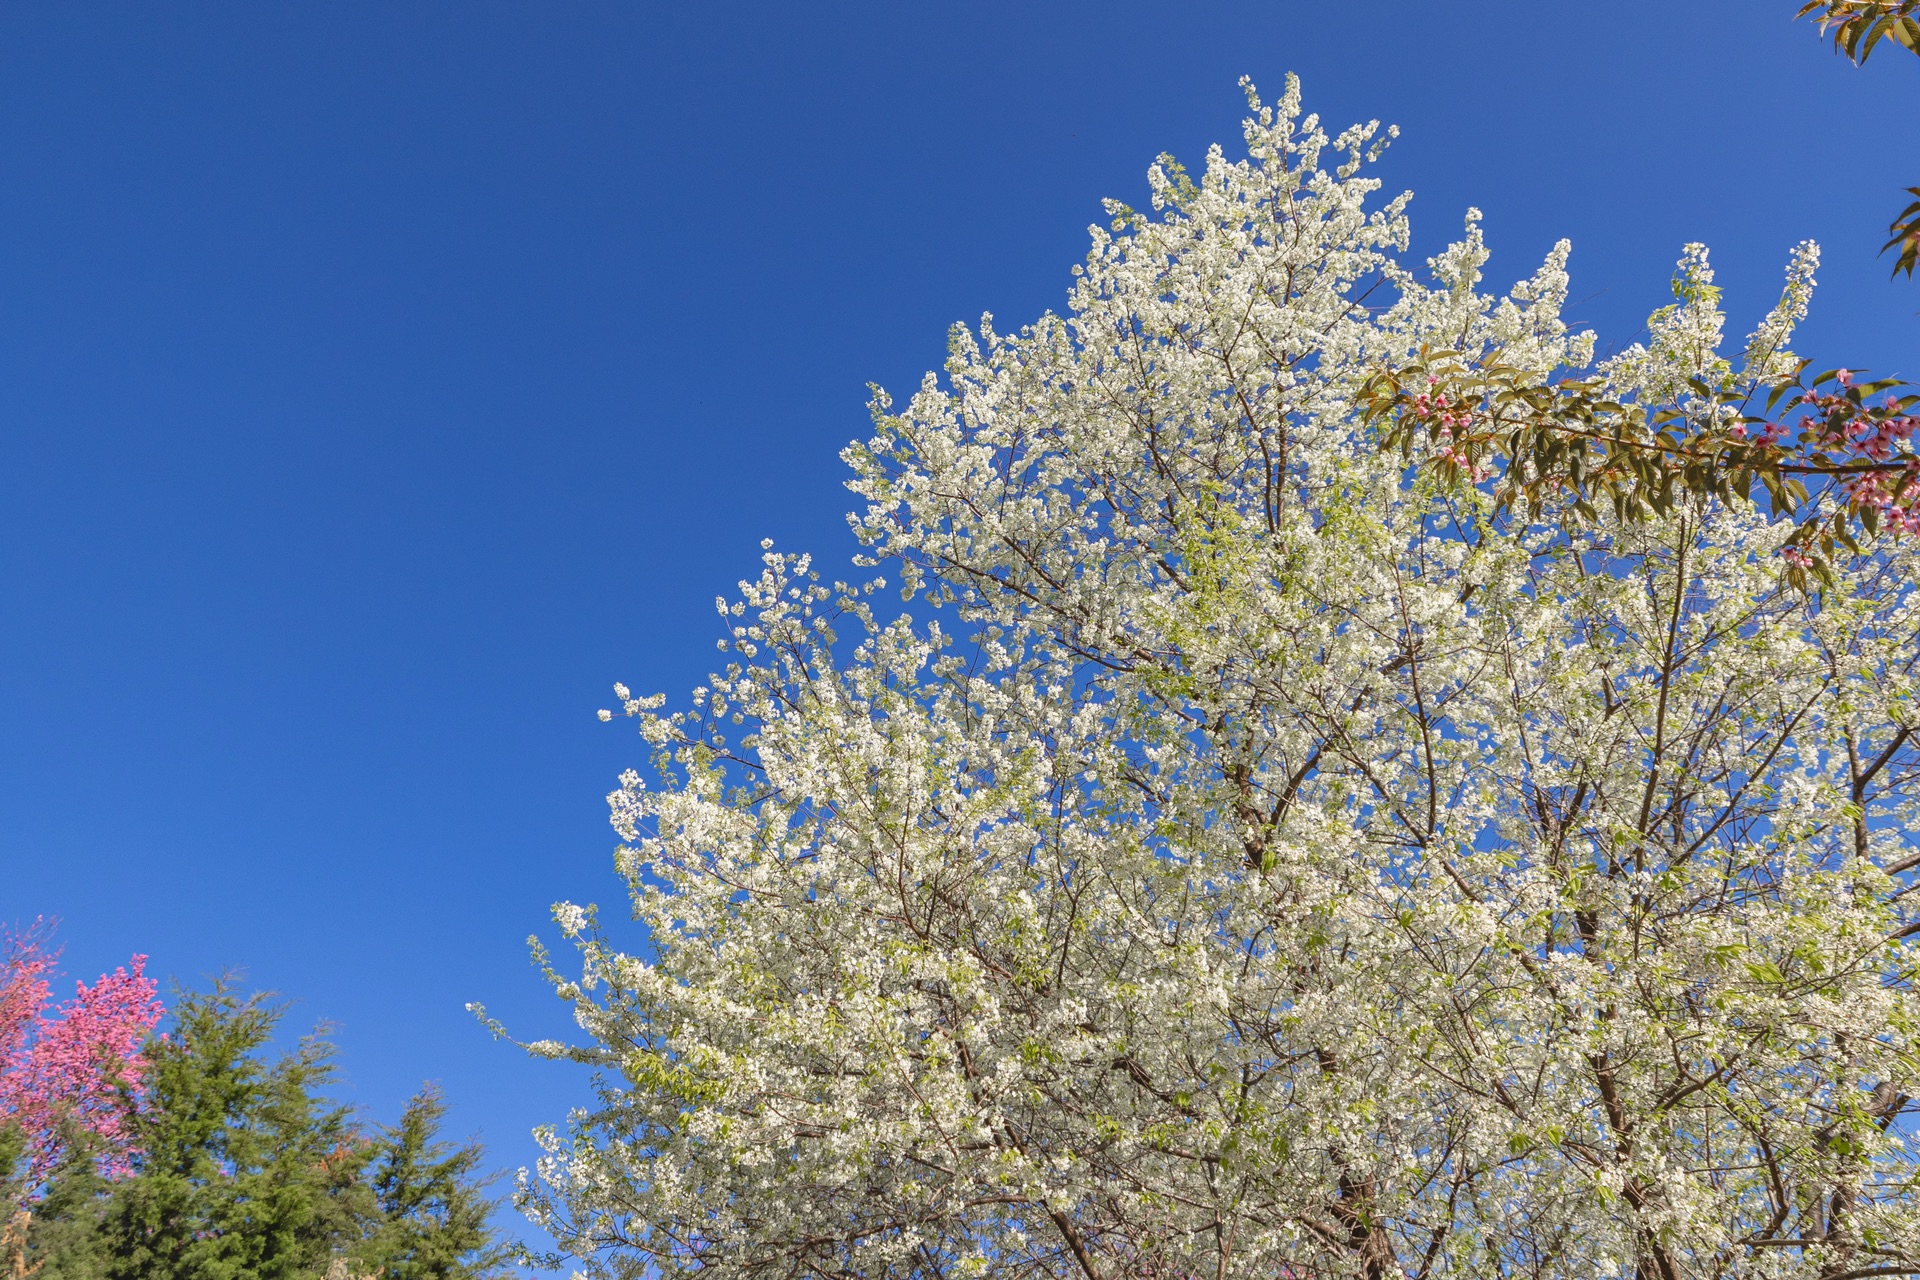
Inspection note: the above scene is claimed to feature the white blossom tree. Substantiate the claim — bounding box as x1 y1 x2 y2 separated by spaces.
498 79 1920 1280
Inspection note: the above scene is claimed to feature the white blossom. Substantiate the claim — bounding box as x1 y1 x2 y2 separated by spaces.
515 80 1920 1280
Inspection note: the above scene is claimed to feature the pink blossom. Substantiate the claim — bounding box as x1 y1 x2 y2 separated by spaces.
1 923 164 1193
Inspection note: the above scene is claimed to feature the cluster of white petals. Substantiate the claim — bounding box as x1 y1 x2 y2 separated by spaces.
518 80 1920 1280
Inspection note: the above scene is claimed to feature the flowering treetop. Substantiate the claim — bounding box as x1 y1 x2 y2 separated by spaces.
1 923 165 1194
510 78 1920 1280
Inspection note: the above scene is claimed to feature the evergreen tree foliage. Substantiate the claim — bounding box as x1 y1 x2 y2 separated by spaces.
354 1089 513 1280
94 981 363 1280
19 980 511 1280
21 1128 110 1280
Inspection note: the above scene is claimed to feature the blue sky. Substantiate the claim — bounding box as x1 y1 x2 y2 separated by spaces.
2 0 1914 1261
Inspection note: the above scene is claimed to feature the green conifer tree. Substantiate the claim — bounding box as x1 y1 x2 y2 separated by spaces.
17 1125 109 1280
349 1088 511 1280
23 979 513 1280
89 980 359 1280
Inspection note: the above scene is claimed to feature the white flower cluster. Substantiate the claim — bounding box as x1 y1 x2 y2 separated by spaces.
523 79 1920 1280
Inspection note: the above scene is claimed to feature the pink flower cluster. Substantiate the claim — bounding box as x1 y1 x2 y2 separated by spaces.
1412 382 1474 434
1842 469 1920 537
1801 373 1919 538
1411 380 1491 478
1747 372 1920 554
1 923 164 1191
1727 421 1791 447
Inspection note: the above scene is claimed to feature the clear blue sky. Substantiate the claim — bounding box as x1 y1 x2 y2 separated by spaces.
2 0 1914 1262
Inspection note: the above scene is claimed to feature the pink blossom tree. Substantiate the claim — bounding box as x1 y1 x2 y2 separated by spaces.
0 922 165 1198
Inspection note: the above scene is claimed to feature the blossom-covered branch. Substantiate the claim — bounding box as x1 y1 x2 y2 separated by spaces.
1356 257 1920 592
0 923 164 1196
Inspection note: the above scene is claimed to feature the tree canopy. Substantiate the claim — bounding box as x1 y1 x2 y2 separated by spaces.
511 75 1920 1280
1 925 163 1196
